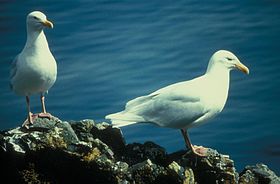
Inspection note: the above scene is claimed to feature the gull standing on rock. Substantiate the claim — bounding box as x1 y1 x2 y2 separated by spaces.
10 11 57 128
106 50 249 156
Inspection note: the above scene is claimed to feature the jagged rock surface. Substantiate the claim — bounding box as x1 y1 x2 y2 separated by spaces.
0 117 278 184
239 164 280 184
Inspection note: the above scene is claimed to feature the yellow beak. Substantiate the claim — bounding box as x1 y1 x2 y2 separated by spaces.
42 20 54 28
235 61 249 74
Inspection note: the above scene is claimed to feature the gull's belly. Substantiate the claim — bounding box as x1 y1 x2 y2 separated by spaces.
12 54 57 96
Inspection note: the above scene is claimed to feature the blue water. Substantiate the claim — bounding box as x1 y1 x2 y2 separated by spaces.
0 1 279 174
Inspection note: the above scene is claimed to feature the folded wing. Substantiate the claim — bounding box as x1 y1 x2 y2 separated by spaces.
106 77 209 129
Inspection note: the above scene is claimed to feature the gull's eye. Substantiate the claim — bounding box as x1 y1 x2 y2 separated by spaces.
226 57 234 61
33 16 39 20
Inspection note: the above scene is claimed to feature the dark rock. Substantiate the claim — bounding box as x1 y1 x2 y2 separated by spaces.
69 119 95 142
0 117 123 183
70 120 126 156
239 164 280 184
121 141 168 166
130 159 167 184
171 148 239 184
0 116 279 184
129 159 195 184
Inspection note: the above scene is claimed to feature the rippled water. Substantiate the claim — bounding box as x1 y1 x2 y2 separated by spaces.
0 1 279 174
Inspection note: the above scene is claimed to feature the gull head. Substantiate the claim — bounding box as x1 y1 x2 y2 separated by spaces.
26 11 54 31
208 50 249 74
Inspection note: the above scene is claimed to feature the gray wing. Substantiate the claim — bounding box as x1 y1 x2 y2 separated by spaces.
110 77 208 128
125 93 157 110
126 80 200 110
141 92 206 128
9 55 19 90
124 79 208 128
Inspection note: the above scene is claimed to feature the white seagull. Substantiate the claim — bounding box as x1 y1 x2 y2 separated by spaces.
106 50 249 156
10 11 57 127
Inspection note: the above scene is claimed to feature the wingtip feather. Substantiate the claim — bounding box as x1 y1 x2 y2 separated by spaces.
105 112 140 127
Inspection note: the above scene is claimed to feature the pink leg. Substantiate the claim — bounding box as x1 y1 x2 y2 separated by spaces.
180 129 208 157
22 96 37 128
41 93 47 113
38 93 52 119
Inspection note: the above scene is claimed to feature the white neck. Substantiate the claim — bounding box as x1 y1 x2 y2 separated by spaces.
205 60 231 108
24 27 49 50
206 60 230 84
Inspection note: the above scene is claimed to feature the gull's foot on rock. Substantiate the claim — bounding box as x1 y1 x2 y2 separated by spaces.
22 113 38 129
38 112 52 119
22 113 53 129
193 145 208 157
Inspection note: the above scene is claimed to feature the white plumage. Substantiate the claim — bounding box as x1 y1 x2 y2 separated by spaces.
10 11 57 127
106 50 249 156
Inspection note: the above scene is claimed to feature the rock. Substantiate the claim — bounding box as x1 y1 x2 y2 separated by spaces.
70 120 126 156
0 117 123 183
168 161 185 180
129 159 167 183
0 116 279 183
129 159 195 184
2 117 79 154
167 161 195 184
239 164 280 184
170 148 239 184
121 141 167 166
